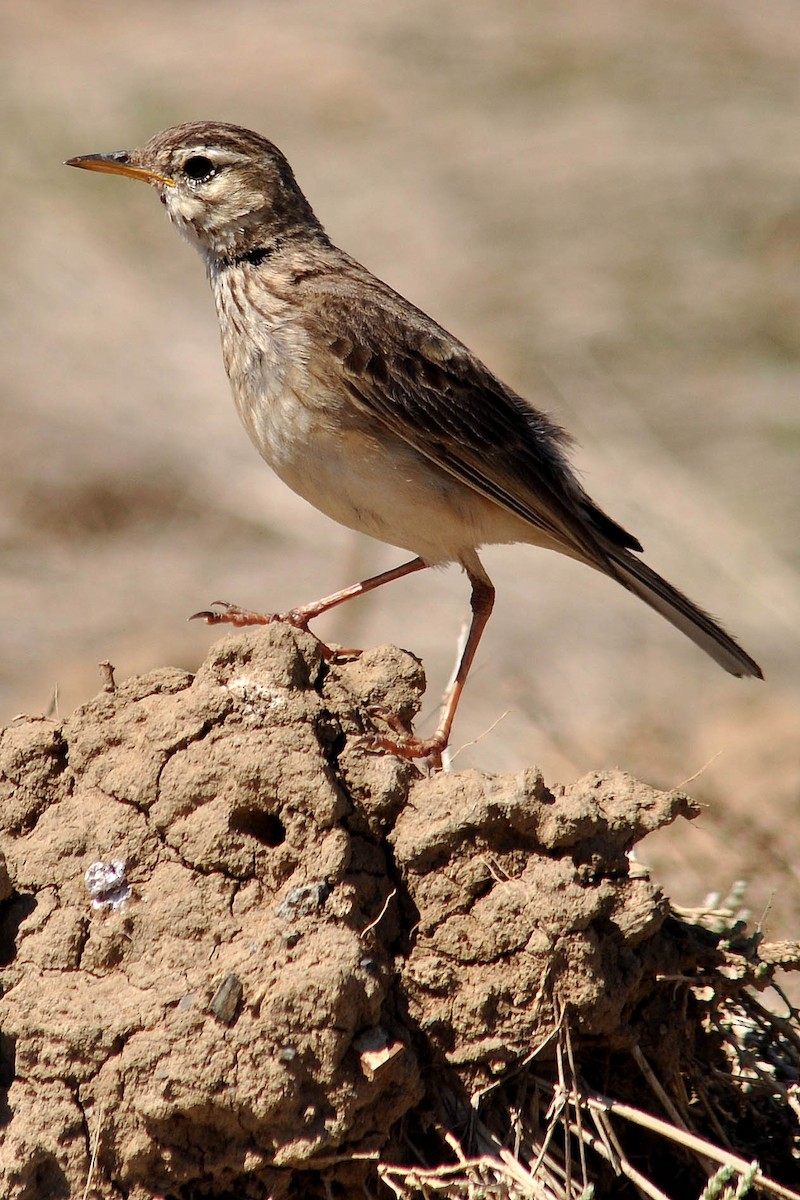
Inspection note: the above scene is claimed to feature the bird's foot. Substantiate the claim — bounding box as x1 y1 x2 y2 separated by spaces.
360 706 446 770
190 600 282 628
189 601 362 663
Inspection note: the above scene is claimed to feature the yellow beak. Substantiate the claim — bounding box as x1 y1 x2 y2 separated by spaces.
65 151 175 187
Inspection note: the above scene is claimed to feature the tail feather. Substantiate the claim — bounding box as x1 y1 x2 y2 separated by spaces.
607 550 763 680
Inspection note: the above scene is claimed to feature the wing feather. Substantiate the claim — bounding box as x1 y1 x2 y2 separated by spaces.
294 262 640 568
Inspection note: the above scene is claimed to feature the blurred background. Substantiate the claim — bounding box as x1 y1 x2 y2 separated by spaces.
2 1 799 935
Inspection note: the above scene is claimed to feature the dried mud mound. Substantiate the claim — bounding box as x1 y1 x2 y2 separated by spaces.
0 628 797 1200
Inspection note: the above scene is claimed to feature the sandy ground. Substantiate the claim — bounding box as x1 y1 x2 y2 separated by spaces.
1 1 799 936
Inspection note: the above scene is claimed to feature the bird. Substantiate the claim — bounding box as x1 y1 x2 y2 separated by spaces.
66 121 762 762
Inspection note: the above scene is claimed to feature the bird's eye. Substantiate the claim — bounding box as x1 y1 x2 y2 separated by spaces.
182 155 216 183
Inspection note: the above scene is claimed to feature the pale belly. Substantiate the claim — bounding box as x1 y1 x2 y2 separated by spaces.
228 358 535 565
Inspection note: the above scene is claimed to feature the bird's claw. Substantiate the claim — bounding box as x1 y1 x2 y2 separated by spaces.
189 601 322 631
188 601 277 627
357 705 446 769
188 601 361 664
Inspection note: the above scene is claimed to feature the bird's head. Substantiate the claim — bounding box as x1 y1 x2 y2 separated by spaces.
67 121 324 263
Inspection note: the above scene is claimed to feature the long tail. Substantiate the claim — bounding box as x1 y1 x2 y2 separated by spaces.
606 549 763 679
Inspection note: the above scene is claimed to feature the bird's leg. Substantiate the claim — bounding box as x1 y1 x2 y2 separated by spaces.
191 556 429 657
368 565 495 767
284 556 429 626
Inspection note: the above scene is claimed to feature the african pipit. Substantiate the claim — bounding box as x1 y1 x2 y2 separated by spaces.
67 122 762 760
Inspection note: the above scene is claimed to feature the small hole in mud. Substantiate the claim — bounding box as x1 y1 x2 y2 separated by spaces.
229 807 286 847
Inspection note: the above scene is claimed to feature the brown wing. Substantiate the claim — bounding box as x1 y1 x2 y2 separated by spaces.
294 259 642 568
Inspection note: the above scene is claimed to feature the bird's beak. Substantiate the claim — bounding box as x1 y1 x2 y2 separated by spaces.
65 150 175 188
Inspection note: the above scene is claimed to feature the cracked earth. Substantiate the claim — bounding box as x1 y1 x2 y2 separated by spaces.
0 626 714 1198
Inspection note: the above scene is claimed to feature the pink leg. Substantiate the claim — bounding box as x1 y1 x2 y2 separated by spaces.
368 565 495 767
194 555 495 764
191 556 429 635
